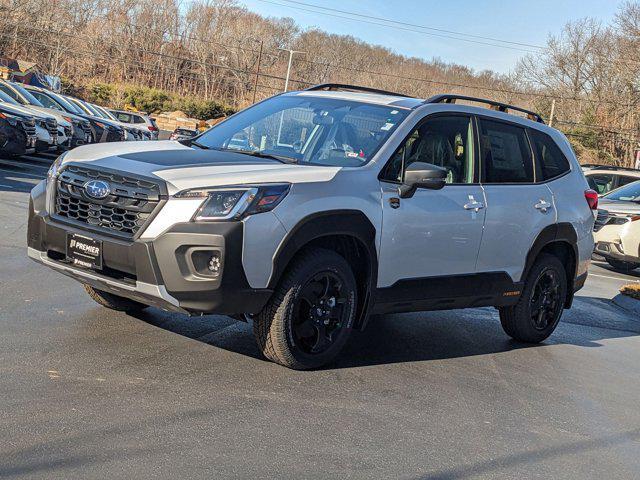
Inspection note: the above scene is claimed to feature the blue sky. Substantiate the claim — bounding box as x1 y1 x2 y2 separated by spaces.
240 0 620 74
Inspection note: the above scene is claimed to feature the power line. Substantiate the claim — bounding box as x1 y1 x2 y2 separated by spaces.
274 0 546 50
255 0 541 54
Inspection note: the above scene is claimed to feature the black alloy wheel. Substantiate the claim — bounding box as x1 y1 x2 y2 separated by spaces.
530 269 563 331
291 271 349 355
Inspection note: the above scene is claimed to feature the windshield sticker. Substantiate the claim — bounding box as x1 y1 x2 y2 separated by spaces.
381 122 395 131
390 110 399 114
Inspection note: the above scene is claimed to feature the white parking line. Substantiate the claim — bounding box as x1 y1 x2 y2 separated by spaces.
589 273 639 283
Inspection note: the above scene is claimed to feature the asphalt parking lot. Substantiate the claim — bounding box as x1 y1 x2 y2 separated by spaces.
1 154 640 479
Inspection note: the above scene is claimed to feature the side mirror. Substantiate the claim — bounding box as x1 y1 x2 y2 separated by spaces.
398 162 448 198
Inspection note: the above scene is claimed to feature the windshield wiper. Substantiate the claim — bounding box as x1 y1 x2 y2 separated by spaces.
222 148 298 164
190 140 210 150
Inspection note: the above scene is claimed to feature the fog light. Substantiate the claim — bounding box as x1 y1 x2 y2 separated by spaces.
208 254 221 274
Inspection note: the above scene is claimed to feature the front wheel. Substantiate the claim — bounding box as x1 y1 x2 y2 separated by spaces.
499 253 567 343
253 249 357 370
605 258 639 272
84 284 146 312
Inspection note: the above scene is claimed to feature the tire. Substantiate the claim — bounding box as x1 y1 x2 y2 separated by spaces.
253 248 358 370
83 284 146 312
605 258 639 272
499 253 567 343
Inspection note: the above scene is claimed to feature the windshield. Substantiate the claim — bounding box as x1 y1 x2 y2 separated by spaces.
10 82 45 107
605 180 640 202
28 89 66 111
95 106 118 121
195 95 410 166
0 90 20 105
83 102 106 118
51 93 85 115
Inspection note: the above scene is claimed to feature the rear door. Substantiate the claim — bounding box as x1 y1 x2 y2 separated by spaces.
475 117 556 282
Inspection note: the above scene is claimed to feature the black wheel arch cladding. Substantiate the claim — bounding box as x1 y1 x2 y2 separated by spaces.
269 210 378 330
523 222 579 308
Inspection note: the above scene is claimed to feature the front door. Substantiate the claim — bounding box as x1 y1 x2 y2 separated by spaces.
377 114 486 288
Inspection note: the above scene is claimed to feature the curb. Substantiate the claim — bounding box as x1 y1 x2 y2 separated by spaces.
612 294 640 316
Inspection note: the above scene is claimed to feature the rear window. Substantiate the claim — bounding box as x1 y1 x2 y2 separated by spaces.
115 112 132 123
479 119 534 183
529 129 571 180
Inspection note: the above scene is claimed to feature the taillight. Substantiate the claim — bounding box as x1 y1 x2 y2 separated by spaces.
148 125 158 132
584 189 598 210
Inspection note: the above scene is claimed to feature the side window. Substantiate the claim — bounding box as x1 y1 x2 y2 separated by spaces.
115 112 132 123
529 129 571 180
133 115 146 124
479 119 533 183
617 175 639 188
382 115 475 184
588 174 615 194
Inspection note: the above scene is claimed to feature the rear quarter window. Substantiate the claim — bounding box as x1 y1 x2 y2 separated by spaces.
529 129 571 181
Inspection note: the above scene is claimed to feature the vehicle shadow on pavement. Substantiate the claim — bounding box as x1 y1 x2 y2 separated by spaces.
132 297 640 370
592 260 640 280
0 166 42 193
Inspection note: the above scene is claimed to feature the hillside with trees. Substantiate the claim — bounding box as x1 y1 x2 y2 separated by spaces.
1 0 640 165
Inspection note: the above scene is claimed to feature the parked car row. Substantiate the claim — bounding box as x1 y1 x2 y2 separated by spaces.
0 79 158 158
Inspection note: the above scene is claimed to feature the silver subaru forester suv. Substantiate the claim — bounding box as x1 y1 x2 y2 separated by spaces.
28 84 596 369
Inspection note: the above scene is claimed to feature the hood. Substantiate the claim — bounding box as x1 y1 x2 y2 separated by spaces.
23 105 72 127
0 102 53 120
80 113 123 129
62 141 341 194
598 198 640 215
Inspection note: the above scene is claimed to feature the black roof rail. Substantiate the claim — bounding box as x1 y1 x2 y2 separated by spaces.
425 94 545 124
304 83 413 98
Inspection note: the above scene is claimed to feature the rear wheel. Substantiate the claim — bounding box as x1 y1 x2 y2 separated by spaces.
499 253 567 343
605 258 639 272
83 284 146 312
253 249 357 370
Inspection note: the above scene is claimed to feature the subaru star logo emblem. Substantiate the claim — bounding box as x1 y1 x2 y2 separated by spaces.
84 180 111 199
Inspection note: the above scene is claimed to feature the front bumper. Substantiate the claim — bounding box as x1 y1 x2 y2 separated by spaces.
27 180 272 315
594 218 640 263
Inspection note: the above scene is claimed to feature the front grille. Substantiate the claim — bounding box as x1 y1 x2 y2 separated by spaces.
54 165 163 238
19 119 36 137
80 122 93 141
63 125 72 137
45 118 58 137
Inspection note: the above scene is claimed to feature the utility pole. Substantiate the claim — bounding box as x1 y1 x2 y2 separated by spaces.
279 48 305 92
549 99 556 127
252 41 264 104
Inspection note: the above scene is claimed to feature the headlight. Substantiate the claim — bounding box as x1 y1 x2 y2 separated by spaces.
176 184 290 221
0 112 19 126
47 153 66 182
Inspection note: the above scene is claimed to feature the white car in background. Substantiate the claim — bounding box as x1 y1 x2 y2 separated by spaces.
583 165 640 196
594 180 640 272
109 109 159 140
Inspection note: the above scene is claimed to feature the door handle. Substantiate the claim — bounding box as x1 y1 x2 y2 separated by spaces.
463 195 484 212
534 200 552 213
